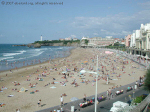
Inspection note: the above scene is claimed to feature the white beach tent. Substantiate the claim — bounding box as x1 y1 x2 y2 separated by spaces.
80 70 86 74
110 106 122 112
110 101 129 112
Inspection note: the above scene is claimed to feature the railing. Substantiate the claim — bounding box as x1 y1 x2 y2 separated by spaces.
130 94 150 112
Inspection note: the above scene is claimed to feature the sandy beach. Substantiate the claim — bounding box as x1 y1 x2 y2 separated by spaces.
0 47 146 112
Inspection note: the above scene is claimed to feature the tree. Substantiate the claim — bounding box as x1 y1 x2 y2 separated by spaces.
84 39 89 45
144 68 150 92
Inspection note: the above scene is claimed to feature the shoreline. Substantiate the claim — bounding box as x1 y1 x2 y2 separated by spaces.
0 47 76 74
0 47 146 112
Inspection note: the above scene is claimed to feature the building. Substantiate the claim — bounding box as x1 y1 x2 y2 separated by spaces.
73 38 78 41
88 37 114 47
121 40 125 45
114 38 121 43
80 36 114 47
125 35 131 47
65 38 72 41
59 38 65 41
126 23 150 58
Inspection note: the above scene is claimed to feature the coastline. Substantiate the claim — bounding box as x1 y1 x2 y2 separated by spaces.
0 46 76 74
0 47 146 112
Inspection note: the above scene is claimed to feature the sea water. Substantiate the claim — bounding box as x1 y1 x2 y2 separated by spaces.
0 44 74 71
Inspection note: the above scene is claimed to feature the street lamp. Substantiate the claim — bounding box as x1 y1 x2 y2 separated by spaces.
133 91 135 99
79 55 98 112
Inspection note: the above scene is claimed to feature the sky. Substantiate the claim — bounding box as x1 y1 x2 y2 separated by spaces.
0 0 150 44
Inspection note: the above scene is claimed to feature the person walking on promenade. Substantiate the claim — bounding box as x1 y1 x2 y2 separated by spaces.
108 88 111 96
83 94 86 102
60 95 64 107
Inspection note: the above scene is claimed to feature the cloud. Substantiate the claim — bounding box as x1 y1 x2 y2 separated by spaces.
93 33 98 36
70 8 150 38
68 35 76 38
49 20 64 24
138 1 150 9
0 34 4 37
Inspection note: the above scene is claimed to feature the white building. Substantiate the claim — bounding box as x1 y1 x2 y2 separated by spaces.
88 37 114 47
65 38 72 40
126 23 150 58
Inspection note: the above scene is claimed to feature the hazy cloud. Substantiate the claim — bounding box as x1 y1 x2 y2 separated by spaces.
68 35 76 38
71 8 150 38
0 34 4 38
138 1 150 9
93 33 98 36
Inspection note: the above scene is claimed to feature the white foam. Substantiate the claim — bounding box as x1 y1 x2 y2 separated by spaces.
3 50 26 57
19 50 26 53
0 57 14 61
28 51 44 58
57 47 63 49
7 57 27 61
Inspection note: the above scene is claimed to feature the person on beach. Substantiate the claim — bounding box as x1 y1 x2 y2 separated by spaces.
37 99 41 107
16 109 20 112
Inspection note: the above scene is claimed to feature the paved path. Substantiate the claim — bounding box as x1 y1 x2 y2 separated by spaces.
81 87 148 112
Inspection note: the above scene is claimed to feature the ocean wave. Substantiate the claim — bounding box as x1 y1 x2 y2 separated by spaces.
3 50 26 57
35 49 42 51
19 50 26 53
0 57 14 61
28 51 44 58
57 47 63 49
7 57 27 61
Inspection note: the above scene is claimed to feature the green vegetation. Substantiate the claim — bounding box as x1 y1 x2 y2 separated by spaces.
133 94 147 104
105 42 126 51
34 39 80 45
144 68 150 93
84 39 89 45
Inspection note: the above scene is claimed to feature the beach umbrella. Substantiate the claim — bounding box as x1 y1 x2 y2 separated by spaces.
70 97 79 101
19 87 26 92
80 70 86 74
62 71 67 74
84 61 88 63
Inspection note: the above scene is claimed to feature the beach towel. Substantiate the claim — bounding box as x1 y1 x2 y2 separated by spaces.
30 91 35 94
0 103 6 107
50 86 56 89
8 95 14 97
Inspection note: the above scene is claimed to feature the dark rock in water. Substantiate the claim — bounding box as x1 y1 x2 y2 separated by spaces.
34 43 41 48
27 43 33 48
27 43 41 48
